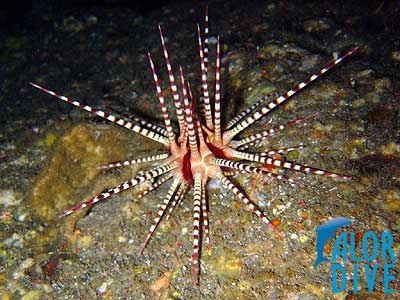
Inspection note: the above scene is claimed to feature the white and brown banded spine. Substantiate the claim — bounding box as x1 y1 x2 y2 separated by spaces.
212 157 298 184
165 183 187 221
138 178 181 256
158 26 186 134
216 172 271 226
29 83 170 146
257 145 305 157
223 47 359 141
231 150 352 180
234 113 318 148
197 25 213 130
191 173 203 285
97 153 169 170
137 173 174 199
60 161 178 218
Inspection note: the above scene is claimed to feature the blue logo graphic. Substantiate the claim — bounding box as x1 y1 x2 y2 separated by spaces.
313 217 397 293
314 217 352 269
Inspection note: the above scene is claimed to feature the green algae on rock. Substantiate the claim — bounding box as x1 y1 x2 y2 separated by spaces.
207 247 243 281
30 123 130 223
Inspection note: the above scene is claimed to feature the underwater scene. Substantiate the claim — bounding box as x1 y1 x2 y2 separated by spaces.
0 0 399 299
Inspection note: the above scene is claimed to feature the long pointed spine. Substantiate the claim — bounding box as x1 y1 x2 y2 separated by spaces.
165 183 187 221
216 172 271 226
137 173 173 199
233 113 318 148
30 83 169 146
257 145 305 156
97 153 169 170
212 158 296 184
197 25 213 130
147 53 177 147
137 178 181 255
213 36 222 143
192 173 202 285
133 116 168 137
223 47 359 141
60 161 178 218
231 150 352 180
201 181 210 244
225 95 271 130
180 67 199 155
158 26 186 134
203 6 209 75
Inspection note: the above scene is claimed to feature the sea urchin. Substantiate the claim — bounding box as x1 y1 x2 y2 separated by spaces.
31 8 358 285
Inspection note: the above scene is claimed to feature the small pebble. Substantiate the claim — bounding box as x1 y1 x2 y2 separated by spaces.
303 18 332 33
208 36 217 45
298 235 308 243
117 236 127 243
391 50 400 62
0 190 21 207
97 282 108 294
17 213 27 222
